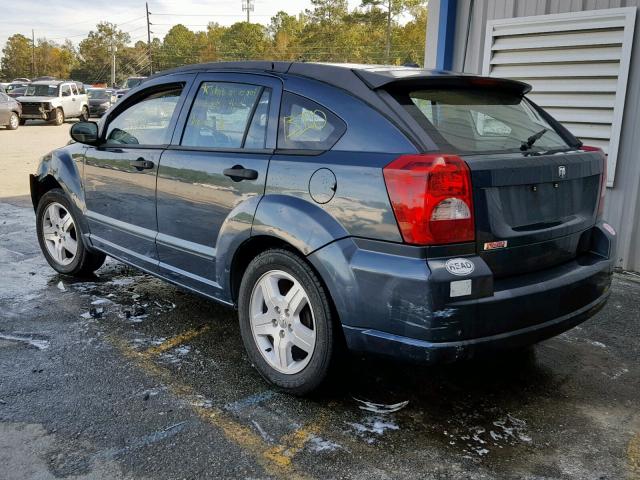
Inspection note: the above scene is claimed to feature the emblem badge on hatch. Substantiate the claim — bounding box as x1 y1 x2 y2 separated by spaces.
558 165 567 178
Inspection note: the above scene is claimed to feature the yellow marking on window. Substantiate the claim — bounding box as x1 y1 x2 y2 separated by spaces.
629 432 640 478
108 334 315 479
142 325 210 357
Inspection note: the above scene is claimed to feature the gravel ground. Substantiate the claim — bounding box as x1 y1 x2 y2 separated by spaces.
0 123 639 479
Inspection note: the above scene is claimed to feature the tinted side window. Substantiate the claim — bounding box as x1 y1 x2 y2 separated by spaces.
277 92 345 150
106 87 182 146
61 85 71 97
182 82 264 149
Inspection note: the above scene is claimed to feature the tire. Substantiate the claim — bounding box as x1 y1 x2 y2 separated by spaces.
36 188 106 276
238 249 336 395
7 112 19 130
19 118 26 126
51 108 64 126
79 106 89 122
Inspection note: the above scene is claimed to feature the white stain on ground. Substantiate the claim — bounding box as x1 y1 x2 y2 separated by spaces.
0 333 50 350
345 416 400 443
306 434 345 452
444 413 532 458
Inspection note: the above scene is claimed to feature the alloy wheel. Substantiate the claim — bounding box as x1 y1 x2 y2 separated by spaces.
10 113 19 129
42 202 78 266
249 269 317 374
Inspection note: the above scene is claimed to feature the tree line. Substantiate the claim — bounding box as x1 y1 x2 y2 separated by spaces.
1 0 426 85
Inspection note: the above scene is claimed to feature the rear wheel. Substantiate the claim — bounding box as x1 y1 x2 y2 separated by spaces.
36 188 106 276
7 112 19 130
238 249 336 395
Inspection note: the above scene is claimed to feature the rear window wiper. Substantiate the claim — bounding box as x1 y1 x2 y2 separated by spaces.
520 128 547 151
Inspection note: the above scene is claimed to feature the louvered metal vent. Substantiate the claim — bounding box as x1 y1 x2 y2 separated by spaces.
483 7 637 186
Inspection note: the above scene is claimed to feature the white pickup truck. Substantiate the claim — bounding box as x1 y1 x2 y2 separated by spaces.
17 80 89 125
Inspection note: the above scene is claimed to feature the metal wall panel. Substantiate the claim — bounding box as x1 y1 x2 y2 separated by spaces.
436 0 640 271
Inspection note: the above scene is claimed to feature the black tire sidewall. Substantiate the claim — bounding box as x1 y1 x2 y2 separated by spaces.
36 189 87 275
8 112 19 130
53 108 64 125
79 107 88 122
238 249 334 394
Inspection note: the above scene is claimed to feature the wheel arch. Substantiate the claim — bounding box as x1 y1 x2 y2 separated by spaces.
30 144 90 238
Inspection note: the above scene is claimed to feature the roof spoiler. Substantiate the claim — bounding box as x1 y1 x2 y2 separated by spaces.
353 69 532 95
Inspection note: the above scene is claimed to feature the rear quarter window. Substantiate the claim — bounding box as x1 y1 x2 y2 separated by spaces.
277 92 346 151
399 88 570 154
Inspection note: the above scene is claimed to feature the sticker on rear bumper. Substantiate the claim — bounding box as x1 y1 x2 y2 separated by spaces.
450 279 472 297
484 240 508 250
445 258 475 276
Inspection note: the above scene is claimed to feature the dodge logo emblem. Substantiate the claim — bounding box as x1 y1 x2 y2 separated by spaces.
558 165 566 178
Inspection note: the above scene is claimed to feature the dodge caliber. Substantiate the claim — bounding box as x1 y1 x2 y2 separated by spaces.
30 62 616 394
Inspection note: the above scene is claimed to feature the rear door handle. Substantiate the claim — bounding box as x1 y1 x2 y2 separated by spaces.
223 165 258 182
130 158 155 170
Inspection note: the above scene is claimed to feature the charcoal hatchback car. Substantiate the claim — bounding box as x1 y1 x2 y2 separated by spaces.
30 62 615 394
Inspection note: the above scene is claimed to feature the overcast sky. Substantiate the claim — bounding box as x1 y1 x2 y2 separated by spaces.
2 0 364 51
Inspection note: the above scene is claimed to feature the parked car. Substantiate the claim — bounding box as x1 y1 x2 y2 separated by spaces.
86 88 116 117
12 77 30 83
115 76 148 99
6 82 30 98
30 62 615 394
17 80 89 125
0 91 21 129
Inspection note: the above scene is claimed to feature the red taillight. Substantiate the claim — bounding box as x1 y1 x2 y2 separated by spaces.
581 145 607 217
383 154 475 245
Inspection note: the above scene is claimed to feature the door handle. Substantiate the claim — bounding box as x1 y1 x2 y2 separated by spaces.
223 165 258 182
130 158 155 170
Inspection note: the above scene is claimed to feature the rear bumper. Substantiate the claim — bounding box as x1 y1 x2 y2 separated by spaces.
342 288 609 363
309 222 615 364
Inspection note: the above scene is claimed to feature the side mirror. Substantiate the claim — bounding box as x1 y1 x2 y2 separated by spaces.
70 122 99 145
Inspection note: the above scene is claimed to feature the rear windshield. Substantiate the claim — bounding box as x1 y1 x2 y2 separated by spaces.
401 89 571 154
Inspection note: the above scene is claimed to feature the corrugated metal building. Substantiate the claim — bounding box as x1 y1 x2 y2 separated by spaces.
426 0 640 271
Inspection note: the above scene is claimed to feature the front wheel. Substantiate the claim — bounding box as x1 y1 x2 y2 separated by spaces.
79 106 89 122
7 112 19 130
51 108 64 126
238 249 336 395
36 188 106 276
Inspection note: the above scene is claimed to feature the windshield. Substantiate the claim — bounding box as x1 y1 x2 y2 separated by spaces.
402 88 570 154
126 78 144 89
6 84 27 92
88 89 109 99
25 84 59 97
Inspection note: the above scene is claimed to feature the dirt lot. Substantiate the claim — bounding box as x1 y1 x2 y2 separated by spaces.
1 122 639 479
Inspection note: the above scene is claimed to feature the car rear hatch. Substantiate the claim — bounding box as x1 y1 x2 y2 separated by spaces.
464 149 602 277
379 74 606 277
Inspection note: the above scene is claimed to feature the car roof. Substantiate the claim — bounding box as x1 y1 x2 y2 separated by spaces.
31 80 64 85
150 61 531 93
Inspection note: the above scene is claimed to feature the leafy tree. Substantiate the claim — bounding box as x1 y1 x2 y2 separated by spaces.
159 24 198 69
360 0 425 62
72 22 131 84
268 12 306 60
220 22 269 60
34 39 78 79
1 34 32 80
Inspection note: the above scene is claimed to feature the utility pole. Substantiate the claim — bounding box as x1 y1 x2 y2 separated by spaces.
242 0 254 23
31 29 35 78
111 44 117 88
146 2 153 75
385 0 392 63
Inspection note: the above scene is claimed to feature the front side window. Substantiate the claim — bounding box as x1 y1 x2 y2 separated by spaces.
403 88 570 154
61 85 71 97
105 86 182 146
181 82 265 149
277 92 346 150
